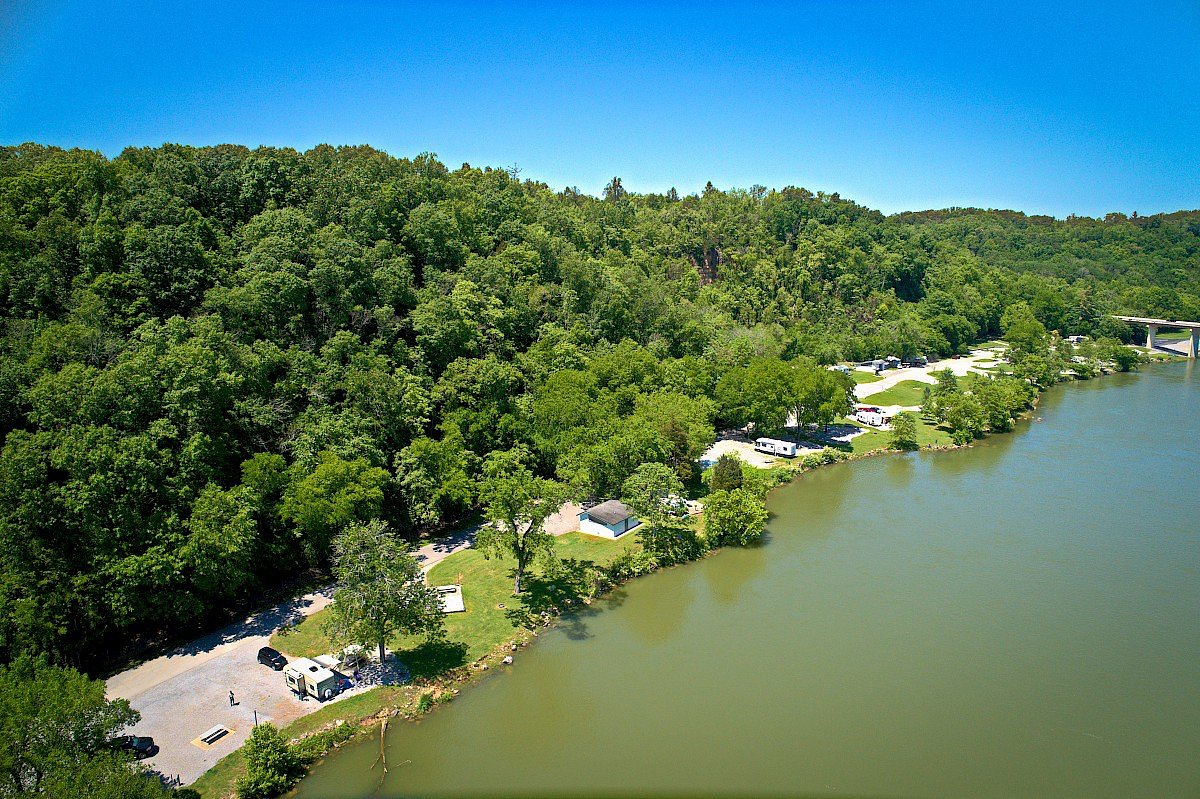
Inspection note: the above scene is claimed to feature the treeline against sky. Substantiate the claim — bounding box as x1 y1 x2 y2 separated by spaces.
0 142 1195 670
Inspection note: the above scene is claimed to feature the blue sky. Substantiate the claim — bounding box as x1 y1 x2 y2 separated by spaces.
1 1 1197 217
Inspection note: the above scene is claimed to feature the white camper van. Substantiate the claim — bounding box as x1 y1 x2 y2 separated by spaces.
283 657 341 701
753 437 798 457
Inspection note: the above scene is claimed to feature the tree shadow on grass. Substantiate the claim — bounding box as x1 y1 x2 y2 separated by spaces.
502 558 605 641
399 639 470 680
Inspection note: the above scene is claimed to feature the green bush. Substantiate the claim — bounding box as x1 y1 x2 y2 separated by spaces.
709 453 744 491
605 549 659 581
703 489 769 546
235 724 304 799
289 722 357 764
738 465 792 497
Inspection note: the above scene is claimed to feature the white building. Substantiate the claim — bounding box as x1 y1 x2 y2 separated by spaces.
578 500 640 538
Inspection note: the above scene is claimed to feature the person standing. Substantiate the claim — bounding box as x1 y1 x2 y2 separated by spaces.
229 690 235 707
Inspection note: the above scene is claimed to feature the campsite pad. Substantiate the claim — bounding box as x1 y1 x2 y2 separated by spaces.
436 584 466 613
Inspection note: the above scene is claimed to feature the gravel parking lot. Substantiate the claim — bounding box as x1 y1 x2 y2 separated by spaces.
108 517 564 787
108 588 341 785
124 641 320 785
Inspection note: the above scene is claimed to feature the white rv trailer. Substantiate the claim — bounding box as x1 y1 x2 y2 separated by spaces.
753 437 798 457
854 406 892 427
283 657 341 701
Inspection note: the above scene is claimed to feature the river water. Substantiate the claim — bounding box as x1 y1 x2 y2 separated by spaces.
295 364 1199 798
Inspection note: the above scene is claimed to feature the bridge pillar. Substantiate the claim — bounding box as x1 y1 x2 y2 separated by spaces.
1190 329 1198 359
1146 324 1158 350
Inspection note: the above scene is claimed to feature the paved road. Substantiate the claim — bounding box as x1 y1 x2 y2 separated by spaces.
855 349 1001 400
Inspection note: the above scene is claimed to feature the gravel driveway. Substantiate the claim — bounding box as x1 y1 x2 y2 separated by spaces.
107 588 335 785
107 511 586 786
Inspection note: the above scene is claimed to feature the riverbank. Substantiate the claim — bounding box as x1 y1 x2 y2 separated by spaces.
191 443 977 797
290 361 1199 799
191 352 1171 798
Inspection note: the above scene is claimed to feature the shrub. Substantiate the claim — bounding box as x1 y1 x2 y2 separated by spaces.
289 722 356 764
800 453 823 469
709 453 744 491
235 724 304 799
605 549 658 581
739 465 791 497
818 447 844 464
638 519 708 566
703 489 769 546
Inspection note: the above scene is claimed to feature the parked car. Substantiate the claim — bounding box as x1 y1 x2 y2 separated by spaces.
110 735 157 759
258 646 287 670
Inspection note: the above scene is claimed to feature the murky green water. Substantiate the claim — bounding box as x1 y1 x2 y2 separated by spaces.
295 364 1200 798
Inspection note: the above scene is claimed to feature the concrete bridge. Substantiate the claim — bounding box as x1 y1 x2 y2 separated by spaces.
1113 316 1200 358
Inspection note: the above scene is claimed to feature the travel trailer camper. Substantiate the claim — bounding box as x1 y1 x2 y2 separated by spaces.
753 437 798 457
283 658 341 701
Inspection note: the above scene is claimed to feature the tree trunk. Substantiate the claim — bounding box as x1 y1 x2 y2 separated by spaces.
378 639 386 666
514 541 529 594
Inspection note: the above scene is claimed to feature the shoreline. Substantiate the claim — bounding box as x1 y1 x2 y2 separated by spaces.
191 356 1172 798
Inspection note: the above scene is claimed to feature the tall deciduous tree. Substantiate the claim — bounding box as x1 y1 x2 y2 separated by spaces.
325 520 444 665
0 655 154 797
476 447 569 594
715 358 797 433
280 453 388 564
709 453 744 492
621 462 702 565
792 359 854 434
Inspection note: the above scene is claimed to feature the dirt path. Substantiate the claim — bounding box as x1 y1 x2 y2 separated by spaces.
414 503 583 578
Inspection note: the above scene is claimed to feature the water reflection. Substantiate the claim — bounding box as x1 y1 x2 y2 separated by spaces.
883 451 917 490
701 543 768 605
619 569 693 646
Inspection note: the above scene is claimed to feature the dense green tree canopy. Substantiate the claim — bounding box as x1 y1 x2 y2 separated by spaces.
0 655 168 798
0 142 1192 671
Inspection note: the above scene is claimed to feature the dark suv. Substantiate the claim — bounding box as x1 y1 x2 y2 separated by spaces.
111 735 157 759
258 646 287 670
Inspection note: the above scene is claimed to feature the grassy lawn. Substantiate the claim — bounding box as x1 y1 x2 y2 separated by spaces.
848 427 889 454
978 363 1014 375
861 380 929 407
840 415 953 455
272 532 640 678
850 370 883 384
915 417 954 447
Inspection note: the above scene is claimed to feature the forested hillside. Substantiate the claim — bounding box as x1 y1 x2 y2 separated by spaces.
1 142 1196 671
